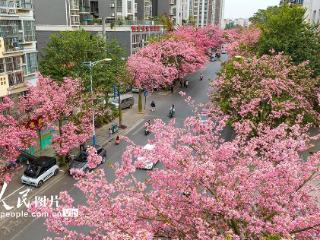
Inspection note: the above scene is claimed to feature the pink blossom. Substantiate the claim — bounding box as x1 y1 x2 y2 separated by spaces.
29 109 320 239
21 75 93 157
86 146 102 169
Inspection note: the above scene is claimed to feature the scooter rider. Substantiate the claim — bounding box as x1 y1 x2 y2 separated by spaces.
169 104 176 118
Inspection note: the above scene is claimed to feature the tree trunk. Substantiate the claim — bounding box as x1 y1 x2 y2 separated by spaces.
58 119 66 166
138 89 143 113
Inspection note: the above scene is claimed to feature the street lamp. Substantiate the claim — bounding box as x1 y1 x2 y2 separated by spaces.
83 58 112 146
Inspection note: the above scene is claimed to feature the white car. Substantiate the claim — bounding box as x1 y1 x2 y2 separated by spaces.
136 144 158 170
199 113 208 123
21 156 59 188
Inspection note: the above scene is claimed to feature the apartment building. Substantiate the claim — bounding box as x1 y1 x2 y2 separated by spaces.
97 0 136 21
170 0 190 25
135 0 171 21
191 0 218 27
152 0 170 18
34 0 164 57
213 0 224 26
135 0 153 20
0 0 38 98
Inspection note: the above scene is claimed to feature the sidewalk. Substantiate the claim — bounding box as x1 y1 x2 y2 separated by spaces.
92 104 145 147
35 95 146 157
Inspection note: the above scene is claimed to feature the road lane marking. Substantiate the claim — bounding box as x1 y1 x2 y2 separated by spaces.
126 119 145 135
131 124 146 136
1 186 25 202
9 216 38 240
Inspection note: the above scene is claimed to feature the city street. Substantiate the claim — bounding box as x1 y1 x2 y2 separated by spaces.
0 57 227 240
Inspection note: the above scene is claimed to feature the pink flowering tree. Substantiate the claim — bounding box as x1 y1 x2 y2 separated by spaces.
127 50 177 112
29 105 320 239
212 53 319 132
174 25 225 54
226 27 261 57
127 38 206 112
20 75 93 164
128 39 206 91
0 97 36 185
157 40 206 79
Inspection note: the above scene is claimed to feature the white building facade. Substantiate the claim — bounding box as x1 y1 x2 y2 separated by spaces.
0 0 38 98
303 0 320 24
170 0 190 26
188 0 224 27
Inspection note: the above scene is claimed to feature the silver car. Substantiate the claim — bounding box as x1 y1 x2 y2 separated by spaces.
109 94 134 109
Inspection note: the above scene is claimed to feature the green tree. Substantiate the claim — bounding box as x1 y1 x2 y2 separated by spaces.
39 30 128 93
225 22 235 29
250 4 320 76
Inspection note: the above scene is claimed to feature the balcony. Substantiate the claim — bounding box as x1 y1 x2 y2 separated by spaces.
15 0 32 10
0 0 17 14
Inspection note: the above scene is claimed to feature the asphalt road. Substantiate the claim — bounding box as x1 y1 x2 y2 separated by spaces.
0 56 226 240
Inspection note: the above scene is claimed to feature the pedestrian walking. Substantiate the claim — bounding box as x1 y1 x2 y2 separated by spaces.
150 100 156 112
170 85 174 93
200 74 204 81
108 127 112 138
185 80 189 88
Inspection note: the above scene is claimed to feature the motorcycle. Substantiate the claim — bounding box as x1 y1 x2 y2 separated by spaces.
168 109 175 118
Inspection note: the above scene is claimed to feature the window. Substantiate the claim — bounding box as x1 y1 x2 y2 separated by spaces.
8 72 23 86
0 20 21 51
23 21 35 42
13 57 20 70
0 59 4 73
16 0 33 9
71 16 80 25
116 0 122 12
127 0 132 13
6 57 13 72
24 52 38 75
0 76 6 86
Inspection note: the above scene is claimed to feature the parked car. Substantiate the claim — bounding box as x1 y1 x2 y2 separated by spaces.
109 94 134 109
21 156 59 188
68 145 107 174
136 144 158 170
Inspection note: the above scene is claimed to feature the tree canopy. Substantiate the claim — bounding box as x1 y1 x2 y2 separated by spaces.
212 54 319 131
39 30 129 93
250 4 320 76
